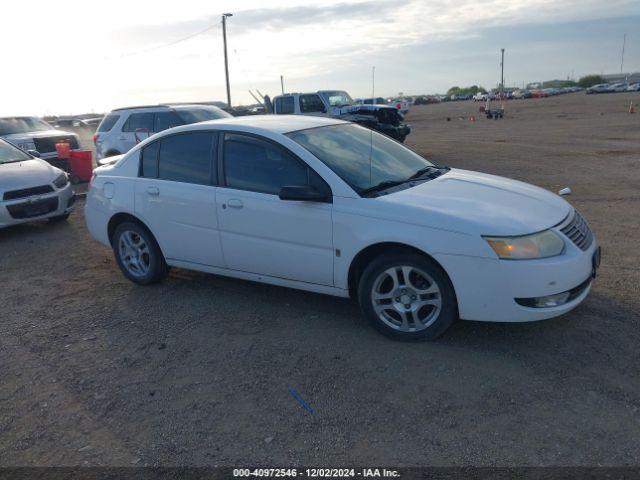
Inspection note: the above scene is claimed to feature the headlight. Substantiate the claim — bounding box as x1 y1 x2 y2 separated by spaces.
53 172 69 189
484 230 565 259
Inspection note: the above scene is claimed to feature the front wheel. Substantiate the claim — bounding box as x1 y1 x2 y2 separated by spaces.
112 222 168 285
358 253 457 341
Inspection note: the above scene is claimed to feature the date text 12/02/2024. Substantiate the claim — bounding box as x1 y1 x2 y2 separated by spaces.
233 468 400 478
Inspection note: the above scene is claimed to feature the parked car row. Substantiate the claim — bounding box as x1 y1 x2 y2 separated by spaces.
586 82 640 94
354 97 411 114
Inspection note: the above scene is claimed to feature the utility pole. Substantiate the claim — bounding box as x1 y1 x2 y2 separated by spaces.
222 13 233 108
500 48 505 99
372 66 375 99
621 33 627 76
280 75 284 95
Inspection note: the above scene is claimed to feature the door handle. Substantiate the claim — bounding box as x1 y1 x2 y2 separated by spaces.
227 198 243 209
146 186 160 196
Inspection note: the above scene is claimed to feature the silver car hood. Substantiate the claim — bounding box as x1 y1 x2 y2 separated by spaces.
0 159 58 193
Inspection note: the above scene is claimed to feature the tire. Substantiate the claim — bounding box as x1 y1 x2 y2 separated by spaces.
48 213 70 223
357 253 457 341
112 221 168 285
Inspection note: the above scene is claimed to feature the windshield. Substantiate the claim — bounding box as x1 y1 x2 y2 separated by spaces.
0 140 32 164
175 107 232 124
0 117 53 135
320 91 353 108
287 123 435 195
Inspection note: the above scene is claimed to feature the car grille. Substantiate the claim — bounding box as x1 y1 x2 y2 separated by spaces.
561 210 593 251
6 197 59 219
33 135 79 154
3 185 54 201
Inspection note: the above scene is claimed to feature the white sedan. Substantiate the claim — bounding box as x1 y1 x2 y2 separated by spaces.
85 116 599 340
0 139 75 228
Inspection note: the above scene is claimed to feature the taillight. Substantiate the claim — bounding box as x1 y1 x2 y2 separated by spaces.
396 103 401 109
93 133 99 144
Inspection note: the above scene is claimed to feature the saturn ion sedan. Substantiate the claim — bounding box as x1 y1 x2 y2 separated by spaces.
85 116 599 340
0 138 75 228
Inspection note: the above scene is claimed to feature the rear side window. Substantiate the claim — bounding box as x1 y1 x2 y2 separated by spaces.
123 112 154 132
154 111 183 132
140 141 159 178
299 94 325 113
97 114 120 132
223 133 328 196
275 96 295 114
158 132 216 185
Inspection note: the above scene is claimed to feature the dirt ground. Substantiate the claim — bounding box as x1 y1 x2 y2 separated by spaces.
1 92 639 467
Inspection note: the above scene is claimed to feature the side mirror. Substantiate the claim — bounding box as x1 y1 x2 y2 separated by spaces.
28 150 41 158
279 185 331 203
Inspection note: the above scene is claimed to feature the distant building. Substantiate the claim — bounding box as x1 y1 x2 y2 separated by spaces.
602 72 640 83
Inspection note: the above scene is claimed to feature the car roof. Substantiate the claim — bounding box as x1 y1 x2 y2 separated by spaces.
164 114 348 135
110 103 219 112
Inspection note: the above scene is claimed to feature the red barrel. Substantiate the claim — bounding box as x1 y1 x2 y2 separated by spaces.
68 150 93 183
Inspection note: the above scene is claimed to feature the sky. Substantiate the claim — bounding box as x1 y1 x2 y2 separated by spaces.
1 0 639 116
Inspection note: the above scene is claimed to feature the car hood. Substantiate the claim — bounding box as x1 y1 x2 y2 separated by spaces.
97 154 124 167
2 129 77 142
377 168 572 236
0 159 57 193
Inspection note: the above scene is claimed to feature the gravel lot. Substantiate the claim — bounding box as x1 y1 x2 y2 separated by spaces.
1 92 639 467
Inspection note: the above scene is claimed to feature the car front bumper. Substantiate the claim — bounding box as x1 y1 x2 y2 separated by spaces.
434 239 599 322
0 183 75 228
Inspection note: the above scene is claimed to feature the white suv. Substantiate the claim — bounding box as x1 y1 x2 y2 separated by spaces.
85 115 599 340
94 104 231 163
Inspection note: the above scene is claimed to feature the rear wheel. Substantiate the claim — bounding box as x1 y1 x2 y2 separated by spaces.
358 253 457 341
112 222 167 285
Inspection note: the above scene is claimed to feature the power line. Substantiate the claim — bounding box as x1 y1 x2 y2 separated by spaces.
118 21 221 59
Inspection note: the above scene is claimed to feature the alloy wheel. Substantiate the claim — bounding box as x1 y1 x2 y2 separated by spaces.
118 230 151 278
371 265 442 332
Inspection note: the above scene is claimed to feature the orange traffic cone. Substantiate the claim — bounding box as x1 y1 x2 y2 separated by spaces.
470 115 476 122
629 101 636 114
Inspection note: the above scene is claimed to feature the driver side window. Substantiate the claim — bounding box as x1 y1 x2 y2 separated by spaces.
223 133 330 196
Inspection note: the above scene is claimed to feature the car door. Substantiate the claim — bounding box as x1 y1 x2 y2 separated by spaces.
216 132 334 286
134 131 225 267
119 112 154 152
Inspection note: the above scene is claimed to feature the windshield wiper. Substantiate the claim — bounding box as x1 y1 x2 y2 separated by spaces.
406 165 449 181
359 180 408 197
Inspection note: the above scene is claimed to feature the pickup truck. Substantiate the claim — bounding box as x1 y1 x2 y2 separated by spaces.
267 90 410 142
0 116 80 171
